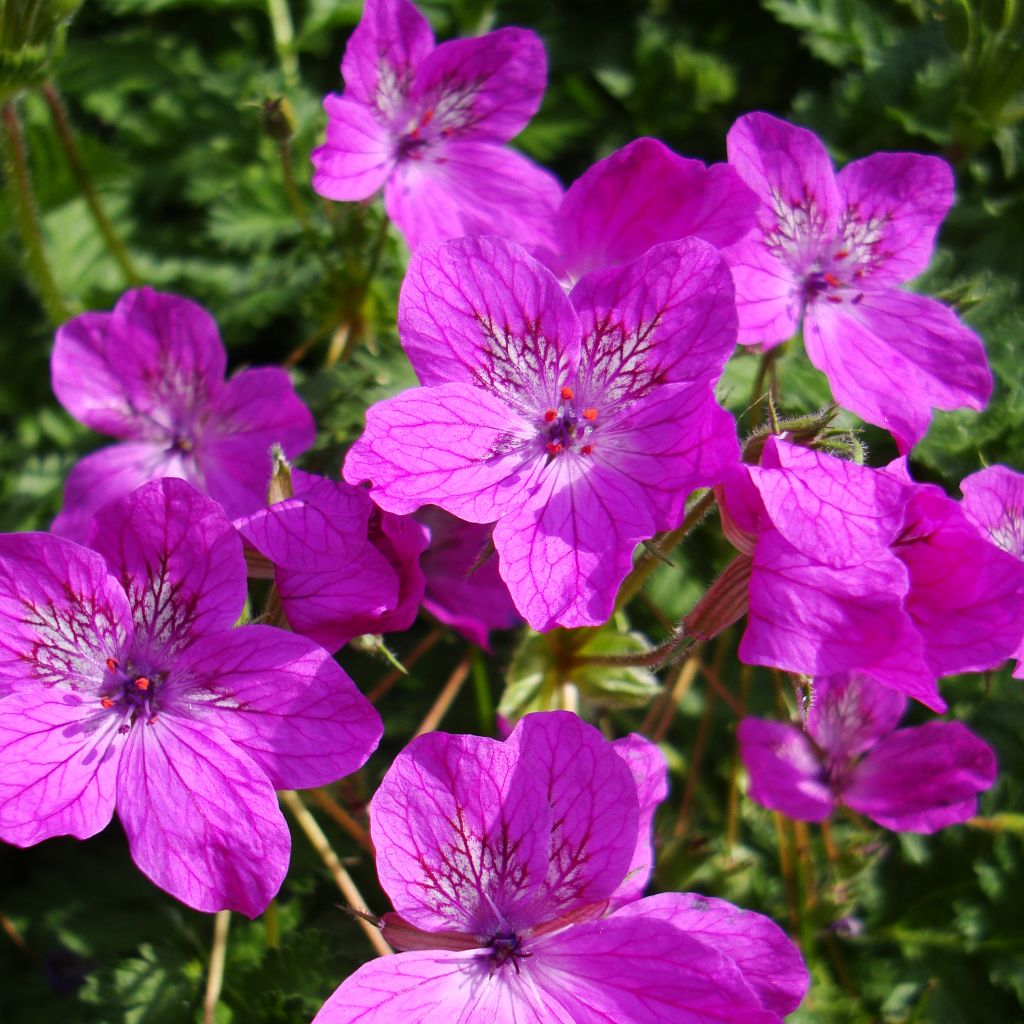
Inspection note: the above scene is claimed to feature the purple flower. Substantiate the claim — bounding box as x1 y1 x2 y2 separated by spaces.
723 112 991 451
311 0 561 252
344 235 740 630
540 136 759 284
416 506 521 650
312 711 808 1023
738 673 996 832
236 468 429 652
0 479 381 915
51 288 316 542
724 437 1024 710
961 464 1024 677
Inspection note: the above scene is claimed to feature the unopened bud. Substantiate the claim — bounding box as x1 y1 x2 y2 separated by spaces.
262 96 296 142
683 555 753 642
267 445 294 505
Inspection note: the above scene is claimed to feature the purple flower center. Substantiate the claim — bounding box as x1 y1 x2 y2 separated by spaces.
539 386 598 459
483 931 530 975
100 657 163 732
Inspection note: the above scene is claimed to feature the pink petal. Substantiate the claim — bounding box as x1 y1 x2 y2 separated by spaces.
340 0 434 117
722 235 801 348
805 288 991 452
555 138 759 281
89 479 247 658
836 152 953 285
398 235 578 396
312 96 397 201
0 532 131 694
805 672 906 759
200 366 316 519
116 713 289 916
570 238 737 400
0 689 120 845
492 458 654 630
736 717 832 822
51 288 227 439
343 382 543 522
612 892 809 1016
411 29 547 141
173 625 381 789
961 464 1024 560
749 436 909 567
384 140 562 251
844 721 996 832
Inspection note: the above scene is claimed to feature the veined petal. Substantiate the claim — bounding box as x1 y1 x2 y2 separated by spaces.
89 479 247 660
805 289 991 452
344 383 543 522
555 138 758 281
0 532 131 695
805 673 906 759
492 458 654 631
612 892 809 1016
173 625 381 790
721 235 801 348
384 141 563 252
51 288 227 439
844 721 996 832
736 718 832 822
312 96 397 201
961 464 1024 560
399 235 578 400
411 29 547 142
571 239 737 403
0 689 121 845
116 713 289 916
836 152 953 285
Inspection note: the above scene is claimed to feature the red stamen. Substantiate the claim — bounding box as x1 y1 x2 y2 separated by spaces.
546 442 563 455
835 249 849 259
544 409 557 422
823 272 841 288
105 658 118 671
148 715 158 726
134 677 150 691
580 444 594 455
101 696 115 709
421 108 434 126
582 408 598 421
561 386 574 400
826 295 843 304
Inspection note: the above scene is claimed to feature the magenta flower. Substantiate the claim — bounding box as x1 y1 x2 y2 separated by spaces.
738 673 996 832
0 478 381 915
313 711 808 1023
51 287 316 542
723 112 991 450
344 235 740 630
416 506 520 649
961 464 1024 677
311 0 561 252
540 136 759 284
236 468 428 652
723 437 1024 710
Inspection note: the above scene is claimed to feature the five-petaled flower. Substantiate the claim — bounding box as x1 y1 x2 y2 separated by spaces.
723 112 991 451
343 234 740 630
313 711 808 1023
739 672 996 832
51 287 316 542
311 0 561 252
0 479 381 915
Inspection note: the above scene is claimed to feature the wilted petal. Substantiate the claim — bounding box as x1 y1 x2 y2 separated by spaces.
0 689 120 844
384 140 562 252
736 718 831 822
89 479 247 659
805 289 991 452
312 96 396 201
174 625 381 789
612 892 809 1016
344 382 543 522
844 721 996 832
836 152 953 285
117 713 289 916
805 673 906 759
399 235 577 396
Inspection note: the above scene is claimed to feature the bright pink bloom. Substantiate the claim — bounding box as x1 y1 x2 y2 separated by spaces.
416 506 520 649
961 464 1024 677
724 112 991 451
51 288 315 542
0 479 381 915
311 0 561 251
344 235 740 630
236 469 428 651
724 437 1024 710
313 712 808 1023
739 673 996 832
538 136 759 283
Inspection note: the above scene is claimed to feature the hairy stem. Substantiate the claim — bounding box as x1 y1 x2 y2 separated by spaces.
202 910 231 1024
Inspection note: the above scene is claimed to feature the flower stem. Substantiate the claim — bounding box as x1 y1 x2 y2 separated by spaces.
367 626 443 703
414 650 472 737
265 0 299 87
641 655 698 741
309 787 375 856
202 910 231 1024
40 82 141 286
1 98 69 323
470 648 495 734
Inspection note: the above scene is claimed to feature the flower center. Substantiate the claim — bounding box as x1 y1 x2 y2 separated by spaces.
540 386 598 458
99 657 162 731
484 931 530 975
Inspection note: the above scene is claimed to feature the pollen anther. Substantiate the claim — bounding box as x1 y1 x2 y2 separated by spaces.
101 696 115 709
581 444 594 455
582 407 598 421
106 658 118 671
134 676 151 691
546 442 563 455
544 409 557 422
823 272 841 288
560 386 574 400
